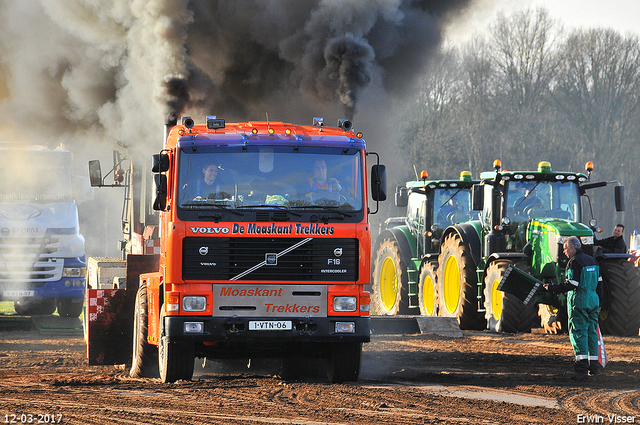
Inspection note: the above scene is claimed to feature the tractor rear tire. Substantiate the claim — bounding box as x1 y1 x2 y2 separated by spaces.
599 259 640 336
129 281 159 378
437 233 485 330
372 239 411 315
418 262 438 316
483 261 537 333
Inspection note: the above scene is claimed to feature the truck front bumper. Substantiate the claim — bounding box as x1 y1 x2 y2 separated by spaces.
165 316 370 343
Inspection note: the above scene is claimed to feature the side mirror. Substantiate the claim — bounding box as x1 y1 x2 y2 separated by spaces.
371 164 387 202
472 184 483 211
88 160 102 187
152 153 170 173
153 174 168 210
615 185 625 212
395 186 408 208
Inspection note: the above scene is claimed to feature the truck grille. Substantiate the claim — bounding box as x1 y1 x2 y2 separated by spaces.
183 237 358 282
0 236 64 283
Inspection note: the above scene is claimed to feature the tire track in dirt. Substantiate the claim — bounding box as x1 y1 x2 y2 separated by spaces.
560 389 640 417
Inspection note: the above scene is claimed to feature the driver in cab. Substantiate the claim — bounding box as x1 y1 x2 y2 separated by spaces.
306 159 343 198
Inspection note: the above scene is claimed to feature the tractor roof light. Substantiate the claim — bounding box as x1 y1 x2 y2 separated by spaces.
585 161 594 173
538 161 552 173
493 159 502 171
460 171 472 182
420 170 428 181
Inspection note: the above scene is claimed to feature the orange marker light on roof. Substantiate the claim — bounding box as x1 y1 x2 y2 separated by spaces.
285 128 292 135
420 170 428 179
356 132 363 138
585 161 594 172
251 128 258 135
493 159 501 170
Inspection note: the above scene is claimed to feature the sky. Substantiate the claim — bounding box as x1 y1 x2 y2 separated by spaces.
446 0 640 45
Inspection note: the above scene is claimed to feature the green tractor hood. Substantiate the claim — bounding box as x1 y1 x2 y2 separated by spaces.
528 218 593 280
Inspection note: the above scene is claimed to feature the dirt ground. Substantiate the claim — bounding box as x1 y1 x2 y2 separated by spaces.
0 324 639 425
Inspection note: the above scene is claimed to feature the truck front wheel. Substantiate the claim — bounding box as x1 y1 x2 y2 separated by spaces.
56 298 84 318
326 342 361 383
483 261 536 333
129 282 159 378
14 299 56 316
158 304 195 383
372 239 411 315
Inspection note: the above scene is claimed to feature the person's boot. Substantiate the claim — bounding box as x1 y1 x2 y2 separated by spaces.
589 361 603 376
565 359 589 380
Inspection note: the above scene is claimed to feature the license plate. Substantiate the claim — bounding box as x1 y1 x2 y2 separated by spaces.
249 320 292 331
3 290 35 297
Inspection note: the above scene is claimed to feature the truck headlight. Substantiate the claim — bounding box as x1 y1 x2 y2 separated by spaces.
333 296 357 312
580 236 594 245
182 296 206 312
63 267 85 278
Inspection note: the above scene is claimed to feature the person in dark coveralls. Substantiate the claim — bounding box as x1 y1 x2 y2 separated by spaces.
594 224 627 253
544 236 603 378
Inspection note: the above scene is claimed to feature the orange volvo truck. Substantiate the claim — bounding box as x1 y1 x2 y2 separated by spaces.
85 115 386 383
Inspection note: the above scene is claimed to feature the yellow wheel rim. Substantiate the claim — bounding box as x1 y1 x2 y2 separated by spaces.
422 274 435 316
490 277 503 320
443 255 461 314
380 257 398 311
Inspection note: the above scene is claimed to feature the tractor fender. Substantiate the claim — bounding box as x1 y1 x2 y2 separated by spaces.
373 226 415 268
442 222 482 267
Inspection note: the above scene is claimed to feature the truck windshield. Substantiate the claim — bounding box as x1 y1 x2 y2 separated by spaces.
177 146 364 212
0 151 73 203
505 179 580 222
433 188 473 226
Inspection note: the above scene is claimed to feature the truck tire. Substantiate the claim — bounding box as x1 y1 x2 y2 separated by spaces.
158 304 195 383
418 262 438 316
326 342 361 383
437 233 485 330
129 282 159 378
483 261 536 333
56 298 84 318
599 259 640 336
14 299 56 316
372 239 411 315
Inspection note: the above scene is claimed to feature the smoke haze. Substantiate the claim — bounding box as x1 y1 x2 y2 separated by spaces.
0 0 477 256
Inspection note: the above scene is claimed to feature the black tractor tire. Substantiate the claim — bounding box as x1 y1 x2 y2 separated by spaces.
129 282 159 378
437 233 485 330
599 259 640 336
56 298 84 318
14 299 56 316
326 342 362 383
372 239 412 315
538 303 568 334
483 261 537 333
418 262 438 317
158 304 195 383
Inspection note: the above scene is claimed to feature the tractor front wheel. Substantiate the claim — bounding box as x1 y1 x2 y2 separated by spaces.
483 261 536 333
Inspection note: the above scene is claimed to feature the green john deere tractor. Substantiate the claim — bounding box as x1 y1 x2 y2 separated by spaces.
437 160 640 336
371 171 479 316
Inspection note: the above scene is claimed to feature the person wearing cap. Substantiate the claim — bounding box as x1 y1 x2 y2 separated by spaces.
544 236 603 379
